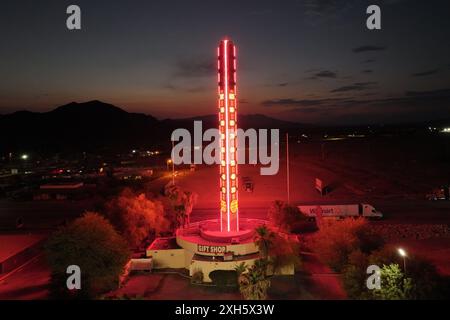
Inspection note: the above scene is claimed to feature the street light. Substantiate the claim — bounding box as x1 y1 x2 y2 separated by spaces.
21 154 29 160
398 248 407 273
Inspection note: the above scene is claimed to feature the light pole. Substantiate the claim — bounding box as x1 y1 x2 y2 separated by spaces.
286 133 290 204
398 248 407 273
171 140 175 185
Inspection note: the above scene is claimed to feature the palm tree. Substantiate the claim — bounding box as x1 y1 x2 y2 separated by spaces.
164 184 197 228
254 225 275 260
234 262 247 276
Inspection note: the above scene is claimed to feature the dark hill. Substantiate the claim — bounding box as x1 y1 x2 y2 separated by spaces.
0 100 305 154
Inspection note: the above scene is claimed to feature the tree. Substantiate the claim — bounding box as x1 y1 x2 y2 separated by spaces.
235 262 247 277
312 218 383 271
164 183 198 228
373 264 414 300
342 245 448 300
45 212 130 299
270 233 301 274
267 200 308 233
341 250 371 299
106 188 171 248
254 225 275 260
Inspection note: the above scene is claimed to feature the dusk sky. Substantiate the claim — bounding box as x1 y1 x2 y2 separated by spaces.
1 0 450 124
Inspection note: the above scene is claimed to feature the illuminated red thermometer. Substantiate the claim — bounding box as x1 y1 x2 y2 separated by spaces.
217 39 239 232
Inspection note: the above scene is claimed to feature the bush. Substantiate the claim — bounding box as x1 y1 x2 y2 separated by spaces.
45 212 130 299
238 262 271 300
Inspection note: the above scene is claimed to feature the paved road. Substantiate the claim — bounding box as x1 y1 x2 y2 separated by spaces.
0 254 50 300
190 200 450 225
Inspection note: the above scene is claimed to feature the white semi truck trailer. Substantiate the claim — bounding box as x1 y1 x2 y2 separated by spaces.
297 203 383 220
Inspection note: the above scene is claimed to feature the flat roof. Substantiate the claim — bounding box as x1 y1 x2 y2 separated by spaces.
148 237 181 250
40 182 84 189
0 234 46 262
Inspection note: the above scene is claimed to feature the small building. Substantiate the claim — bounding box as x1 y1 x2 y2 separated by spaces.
146 219 295 283
33 182 94 200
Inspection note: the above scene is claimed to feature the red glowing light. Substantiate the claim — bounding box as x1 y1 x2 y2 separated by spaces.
218 38 239 232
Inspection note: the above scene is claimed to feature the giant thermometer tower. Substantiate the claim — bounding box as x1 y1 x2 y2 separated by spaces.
218 39 239 233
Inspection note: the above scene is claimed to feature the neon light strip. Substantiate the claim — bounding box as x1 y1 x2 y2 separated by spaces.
217 48 223 233
223 40 231 232
234 45 239 231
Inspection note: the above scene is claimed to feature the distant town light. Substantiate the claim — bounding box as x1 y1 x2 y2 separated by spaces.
441 127 450 133
21 154 29 160
398 248 407 257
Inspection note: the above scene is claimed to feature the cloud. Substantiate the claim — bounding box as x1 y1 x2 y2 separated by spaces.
405 88 450 97
411 69 439 77
352 46 387 53
302 0 357 25
263 86 450 124
173 57 215 78
363 59 376 63
331 82 377 93
162 82 208 93
362 69 373 74
261 98 345 107
275 90 450 124
305 69 338 80
302 0 407 27
315 70 337 78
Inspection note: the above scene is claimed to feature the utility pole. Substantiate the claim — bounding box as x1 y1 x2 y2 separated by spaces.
171 140 175 185
321 143 325 161
286 132 290 204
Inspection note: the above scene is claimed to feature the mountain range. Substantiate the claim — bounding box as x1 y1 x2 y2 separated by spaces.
0 100 303 154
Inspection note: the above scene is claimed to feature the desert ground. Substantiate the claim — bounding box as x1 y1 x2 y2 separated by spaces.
1 134 449 299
